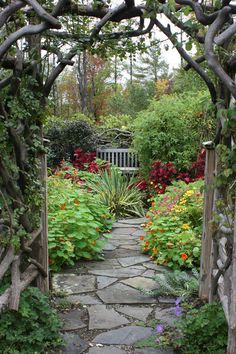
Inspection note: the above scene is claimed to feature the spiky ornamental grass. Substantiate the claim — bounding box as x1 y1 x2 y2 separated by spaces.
141 269 199 301
87 168 144 219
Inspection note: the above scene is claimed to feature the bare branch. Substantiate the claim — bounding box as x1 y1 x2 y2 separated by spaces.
204 6 236 98
24 0 61 28
0 245 15 281
0 0 25 28
154 19 217 103
9 256 21 310
176 0 219 25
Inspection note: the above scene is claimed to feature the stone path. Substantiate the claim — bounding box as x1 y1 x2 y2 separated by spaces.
53 218 177 354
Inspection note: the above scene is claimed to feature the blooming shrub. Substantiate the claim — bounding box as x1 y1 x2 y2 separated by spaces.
140 180 204 270
48 175 113 272
149 161 178 194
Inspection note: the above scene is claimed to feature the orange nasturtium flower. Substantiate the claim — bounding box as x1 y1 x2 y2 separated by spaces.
153 247 158 255
139 235 144 241
181 253 188 261
182 223 190 230
60 203 66 210
96 227 100 232
74 198 80 205
145 241 149 247
151 201 155 207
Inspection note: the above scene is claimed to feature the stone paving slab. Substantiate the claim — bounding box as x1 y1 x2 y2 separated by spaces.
113 222 142 228
131 230 146 237
88 267 145 278
60 333 89 354
155 307 179 327
88 305 130 329
96 283 156 304
121 276 157 291
66 294 102 305
142 269 156 278
116 305 153 321
53 274 96 294
134 348 176 354
117 218 146 225
88 346 127 354
120 244 141 250
92 326 154 345
102 242 117 251
118 256 149 267
97 276 118 289
104 249 141 259
112 227 138 235
82 259 121 270
59 309 87 331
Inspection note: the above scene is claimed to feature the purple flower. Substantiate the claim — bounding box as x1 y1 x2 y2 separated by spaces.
175 297 181 306
175 305 182 316
156 324 164 334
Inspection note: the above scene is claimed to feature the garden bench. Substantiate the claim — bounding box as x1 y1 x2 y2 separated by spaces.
96 148 139 173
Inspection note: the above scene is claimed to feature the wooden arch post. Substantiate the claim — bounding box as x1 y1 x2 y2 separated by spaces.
199 141 215 300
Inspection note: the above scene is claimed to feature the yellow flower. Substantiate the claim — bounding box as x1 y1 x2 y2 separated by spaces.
182 223 190 230
185 190 194 197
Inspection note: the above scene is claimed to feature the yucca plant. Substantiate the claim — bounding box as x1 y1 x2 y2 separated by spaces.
87 168 144 218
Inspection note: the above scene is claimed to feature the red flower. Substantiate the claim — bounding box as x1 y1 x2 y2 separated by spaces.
140 235 144 240
181 253 188 261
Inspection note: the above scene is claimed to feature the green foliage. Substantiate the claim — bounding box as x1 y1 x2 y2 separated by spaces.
173 303 227 354
141 180 204 269
48 175 113 271
87 168 144 218
99 114 134 130
46 119 97 167
143 269 199 300
105 82 154 118
0 287 63 353
133 91 214 171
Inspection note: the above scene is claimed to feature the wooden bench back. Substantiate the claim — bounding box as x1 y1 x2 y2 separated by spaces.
96 148 139 172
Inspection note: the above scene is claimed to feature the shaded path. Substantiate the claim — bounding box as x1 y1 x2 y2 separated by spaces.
53 218 177 354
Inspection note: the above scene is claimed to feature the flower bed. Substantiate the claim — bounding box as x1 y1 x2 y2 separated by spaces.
140 180 204 270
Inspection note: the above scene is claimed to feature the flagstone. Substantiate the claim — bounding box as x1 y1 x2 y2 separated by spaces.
88 267 144 278
134 348 176 354
59 309 86 331
116 305 153 321
92 326 153 345
60 333 89 354
97 276 118 289
112 227 138 235
88 305 129 329
53 274 96 294
82 259 120 269
66 294 102 305
102 242 117 251
96 283 156 304
118 217 146 225
118 255 149 267
120 244 141 250
88 347 126 354
155 306 179 327
142 269 156 278
121 276 157 291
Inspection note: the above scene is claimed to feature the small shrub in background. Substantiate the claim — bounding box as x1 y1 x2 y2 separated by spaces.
87 168 145 219
0 287 63 353
173 302 227 354
140 180 204 269
46 120 97 167
48 175 113 271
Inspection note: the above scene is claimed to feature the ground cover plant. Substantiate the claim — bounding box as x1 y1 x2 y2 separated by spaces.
0 287 63 353
140 180 204 269
48 173 113 271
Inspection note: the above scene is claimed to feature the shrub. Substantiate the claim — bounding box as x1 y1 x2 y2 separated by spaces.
173 302 227 354
98 114 134 130
133 91 211 172
46 120 97 167
72 149 110 172
87 168 145 218
0 287 63 353
140 180 204 269
48 175 113 271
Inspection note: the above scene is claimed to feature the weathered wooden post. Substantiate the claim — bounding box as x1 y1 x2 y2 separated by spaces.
199 141 215 300
227 197 236 353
